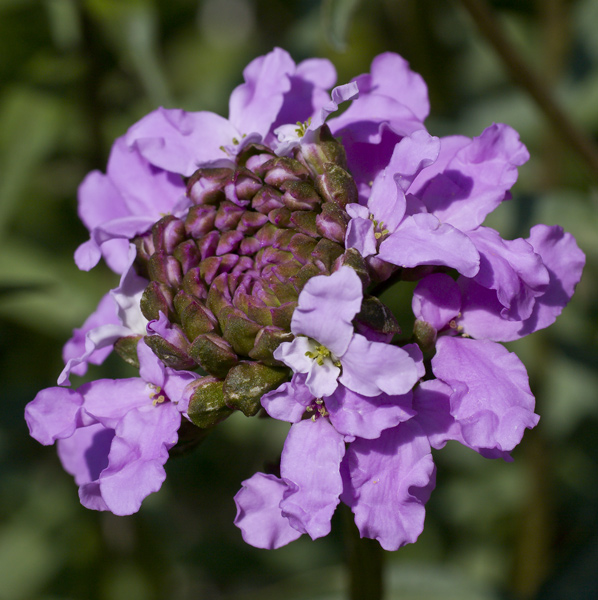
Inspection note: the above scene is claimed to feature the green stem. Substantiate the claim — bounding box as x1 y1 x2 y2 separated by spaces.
342 505 385 600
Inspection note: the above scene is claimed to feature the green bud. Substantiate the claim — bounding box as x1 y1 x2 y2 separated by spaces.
355 296 401 336
223 362 290 416
413 319 437 357
249 327 294 366
187 377 233 429
114 335 142 368
189 333 239 377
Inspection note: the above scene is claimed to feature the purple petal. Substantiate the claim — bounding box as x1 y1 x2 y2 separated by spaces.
378 213 480 277
80 378 151 429
261 373 314 423
309 82 359 131
389 129 441 192
412 379 464 449
326 385 415 440
458 225 585 341
106 138 186 217
25 387 84 445
520 224 585 334
468 227 549 320
414 124 529 231
339 334 420 397
62 292 120 378
280 418 345 540
345 216 377 258
234 473 303 549
341 420 435 550
412 273 461 331
99 402 181 515
290 266 363 355
57 422 114 486
58 323 133 386
229 48 295 138
432 337 539 453
126 108 237 176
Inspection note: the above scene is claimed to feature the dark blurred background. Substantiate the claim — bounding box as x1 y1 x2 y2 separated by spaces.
1 0 597 598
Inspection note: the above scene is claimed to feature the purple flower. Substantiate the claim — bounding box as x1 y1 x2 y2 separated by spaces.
75 138 188 273
25 341 198 515
125 48 339 176
59 245 149 386
274 266 420 398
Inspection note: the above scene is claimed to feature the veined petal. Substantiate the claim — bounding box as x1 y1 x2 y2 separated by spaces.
126 108 238 176
57 423 114 486
25 387 84 446
412 273 461 331
229 48 295 138
280 419 345 540
234 473 303 549
339 334 419 397
326 385 415 440
99 402 181 515
341 420 435 550
261 373 313 423
290 266 363 356
432 337 539 453
378 213 480 277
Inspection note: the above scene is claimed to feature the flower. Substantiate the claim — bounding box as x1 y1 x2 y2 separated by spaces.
25 340 198 515
26 47 584 544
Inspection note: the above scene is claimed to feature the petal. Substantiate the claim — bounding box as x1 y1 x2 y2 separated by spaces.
57 422 114 486
62 292 120 378
234 473 303 549
378 213 480 277
77 170 128 233
58 323 133 386
280 418 345 540
99 402 181 515
80 378 151 429
468 227 549 320
274 336 315 375
229 48 295 138
432 337 539 453
305 359 340 398
106 138 186 217
126 108 238 176
25 387 84 445
290 266 363 355
345 216 378 258
412 379 465 450
341 420 436 550
326 386 415 440
339 334 419 397
261 373 313 423
414 124 529 231
412 273 462 331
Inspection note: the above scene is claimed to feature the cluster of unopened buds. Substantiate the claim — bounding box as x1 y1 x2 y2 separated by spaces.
26 48 584 550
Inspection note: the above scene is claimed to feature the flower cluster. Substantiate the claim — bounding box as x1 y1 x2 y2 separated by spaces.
25 48 584 548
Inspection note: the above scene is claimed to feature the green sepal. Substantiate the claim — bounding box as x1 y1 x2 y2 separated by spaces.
290 210 318 237
140 281 175 322
144 335 196 370
334 249 371 287
315 163 358 208
174 290 219 340
189 333 239 378
249 327 294 366
220 307 262 356
413 319 437 358
187 377 234 429
280 180 322 211
114 335 142 368
223 362 291 417
312 238 345 271
355 296 401 336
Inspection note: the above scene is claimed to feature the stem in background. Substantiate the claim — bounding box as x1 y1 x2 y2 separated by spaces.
342 504 385 600
458 0 598 180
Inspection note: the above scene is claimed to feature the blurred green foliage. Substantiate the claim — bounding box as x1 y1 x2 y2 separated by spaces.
1 0 597 598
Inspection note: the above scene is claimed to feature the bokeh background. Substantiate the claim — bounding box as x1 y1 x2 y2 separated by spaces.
1 0 597 598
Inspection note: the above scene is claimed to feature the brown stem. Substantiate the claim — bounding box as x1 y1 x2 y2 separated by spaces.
458 0 598 180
